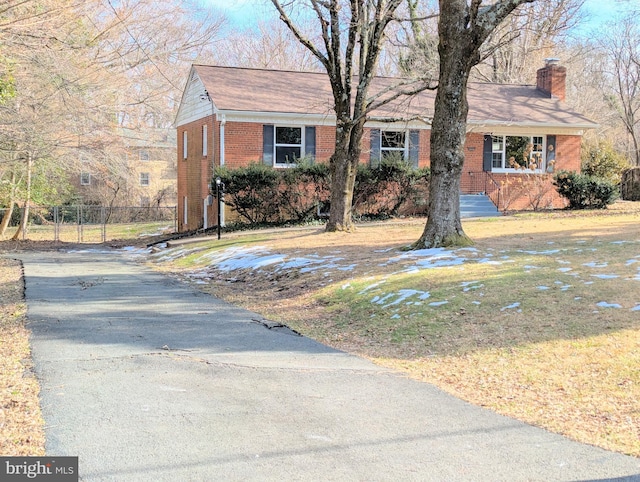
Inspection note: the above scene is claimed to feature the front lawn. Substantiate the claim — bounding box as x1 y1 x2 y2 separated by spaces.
151 202 640 457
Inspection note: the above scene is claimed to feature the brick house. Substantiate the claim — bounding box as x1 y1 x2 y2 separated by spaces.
174 60 597 232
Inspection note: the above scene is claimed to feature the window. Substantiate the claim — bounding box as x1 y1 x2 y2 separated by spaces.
183 131 187 159
139 150 150 161
183 196 188 225
140 172 150 186
381 130 406 160
202 124 208 156
80 172 91 186
275 126 302 166
491 135 546 171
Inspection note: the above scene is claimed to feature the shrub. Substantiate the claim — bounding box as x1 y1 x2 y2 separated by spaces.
581 140 630 184
553 170 618 209
353 154 429 219
216 163 280 224
216 158 429 227
280 159 330 222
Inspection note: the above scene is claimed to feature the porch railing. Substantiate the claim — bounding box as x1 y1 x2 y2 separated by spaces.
462 171 502 211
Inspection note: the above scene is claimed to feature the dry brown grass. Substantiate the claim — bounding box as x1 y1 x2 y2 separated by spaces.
155 202 640 457
0 258 45 456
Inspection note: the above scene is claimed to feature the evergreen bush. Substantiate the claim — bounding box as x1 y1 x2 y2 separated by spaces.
553 170 618 209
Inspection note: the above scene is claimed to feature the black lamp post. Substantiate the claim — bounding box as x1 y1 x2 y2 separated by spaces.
215 177 222 240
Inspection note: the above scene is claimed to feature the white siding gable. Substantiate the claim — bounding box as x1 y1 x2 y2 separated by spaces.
174 69 215 127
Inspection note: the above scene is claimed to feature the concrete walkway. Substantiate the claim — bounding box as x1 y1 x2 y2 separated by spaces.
16 249 640 481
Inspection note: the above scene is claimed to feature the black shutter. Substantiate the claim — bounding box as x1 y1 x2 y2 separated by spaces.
546 135 556 172
263 124 274 166
370 129 381 168
408 130 420 168
304 126 316 162
483 134 493 172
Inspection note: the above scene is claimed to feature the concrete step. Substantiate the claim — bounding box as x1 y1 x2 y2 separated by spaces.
460 194 500 218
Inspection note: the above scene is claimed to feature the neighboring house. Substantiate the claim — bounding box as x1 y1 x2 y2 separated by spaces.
77 128 177 207
174 60 597 232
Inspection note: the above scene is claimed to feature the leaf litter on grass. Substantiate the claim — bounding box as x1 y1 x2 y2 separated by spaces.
147 209 640 457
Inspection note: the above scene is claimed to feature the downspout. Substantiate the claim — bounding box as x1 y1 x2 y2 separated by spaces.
219 114 226 226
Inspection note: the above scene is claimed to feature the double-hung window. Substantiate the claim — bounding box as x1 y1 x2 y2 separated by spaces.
491 135 546 171
263 125 316 167
381 130 407 160
274 126 302 166
80 172 91 186
140 172 150 186
370 128 420 168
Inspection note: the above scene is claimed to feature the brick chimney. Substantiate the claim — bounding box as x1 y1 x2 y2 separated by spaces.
536 58 566 101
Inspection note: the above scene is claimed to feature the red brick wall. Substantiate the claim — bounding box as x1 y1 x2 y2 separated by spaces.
177 117 215 232
223 122 263 169
178 117 586 232
555 135 581 171
316 125 335 162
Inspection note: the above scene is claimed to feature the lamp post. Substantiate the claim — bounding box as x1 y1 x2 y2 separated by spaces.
215 177 222 240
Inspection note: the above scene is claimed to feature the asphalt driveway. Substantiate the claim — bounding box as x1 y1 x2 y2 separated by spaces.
16 249 640 481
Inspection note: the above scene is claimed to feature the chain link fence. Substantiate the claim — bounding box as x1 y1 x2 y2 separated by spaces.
0 206 177 243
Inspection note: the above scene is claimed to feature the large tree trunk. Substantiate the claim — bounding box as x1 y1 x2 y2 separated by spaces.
326 118 364 232
414 6 474 248
327 150 359 232
413 0 533 249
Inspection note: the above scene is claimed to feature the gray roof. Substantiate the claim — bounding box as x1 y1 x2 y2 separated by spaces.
193 64 597 129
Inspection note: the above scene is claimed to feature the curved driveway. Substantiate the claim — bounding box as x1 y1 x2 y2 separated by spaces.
16 249 640 481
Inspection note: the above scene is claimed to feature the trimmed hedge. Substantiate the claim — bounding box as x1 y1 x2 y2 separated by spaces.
553 170 618 209
215 158 429 227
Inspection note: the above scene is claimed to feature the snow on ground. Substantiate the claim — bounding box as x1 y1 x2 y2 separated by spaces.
136 237 640 314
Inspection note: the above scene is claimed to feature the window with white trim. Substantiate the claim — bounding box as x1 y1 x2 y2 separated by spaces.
183 131 187 159
381 130 406 160
140 172 150 186
202 124 208 156
491 135 545 171
80 172 91 186
274 126 302 166
139 150 150 161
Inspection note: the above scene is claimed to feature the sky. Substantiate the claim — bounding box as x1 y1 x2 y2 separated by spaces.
200 0 638 33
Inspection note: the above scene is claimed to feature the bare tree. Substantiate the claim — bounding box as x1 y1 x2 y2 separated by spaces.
598 13 640 166
414 0 535 249
474 0 585 84
221 19 321 71
270 0 429 232
0 0 225 225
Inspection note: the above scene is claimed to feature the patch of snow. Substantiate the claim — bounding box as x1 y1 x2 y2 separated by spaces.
596 301 622 308
592 274 619 279
341 283 351 290
632 305 640 312
537 286 550 290
583 262 608 268
472 301 481 305
557 267 573 273
519 249 560 255
501 302 521 311
378 289 431 308
428 301 448 307
391 314 401 319
358 280 387 294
